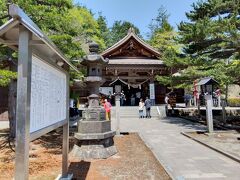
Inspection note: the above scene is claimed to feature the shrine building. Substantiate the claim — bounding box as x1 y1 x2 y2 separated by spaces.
94 28 184 106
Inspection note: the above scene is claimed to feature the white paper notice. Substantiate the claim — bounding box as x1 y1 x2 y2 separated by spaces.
30 56 67 133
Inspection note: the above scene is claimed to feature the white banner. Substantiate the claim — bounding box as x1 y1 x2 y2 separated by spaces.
149 83 155 99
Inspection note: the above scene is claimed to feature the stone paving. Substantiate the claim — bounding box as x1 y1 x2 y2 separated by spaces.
111 114 240 180
183 131 240 162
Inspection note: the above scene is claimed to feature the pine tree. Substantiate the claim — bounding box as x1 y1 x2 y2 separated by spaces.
149 7 188 90
178 0 240 86
97 13 111 49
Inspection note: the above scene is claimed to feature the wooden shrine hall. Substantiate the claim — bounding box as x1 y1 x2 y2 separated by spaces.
75 28 184 106
100 28 183 105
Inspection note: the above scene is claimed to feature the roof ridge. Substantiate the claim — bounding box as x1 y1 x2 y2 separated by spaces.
101 31 160 57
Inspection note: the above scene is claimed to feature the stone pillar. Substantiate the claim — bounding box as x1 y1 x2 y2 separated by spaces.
222 99 226 124
205 95 213 133
218 96 221 107
197 99 201 118
115 94 120 135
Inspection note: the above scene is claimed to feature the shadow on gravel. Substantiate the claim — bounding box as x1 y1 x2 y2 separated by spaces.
68 161 91 180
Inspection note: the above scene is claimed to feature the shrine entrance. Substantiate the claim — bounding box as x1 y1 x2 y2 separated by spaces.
122 86 141 106
107 78 150 106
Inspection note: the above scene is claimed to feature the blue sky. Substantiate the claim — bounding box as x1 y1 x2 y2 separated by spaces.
75 0 198 38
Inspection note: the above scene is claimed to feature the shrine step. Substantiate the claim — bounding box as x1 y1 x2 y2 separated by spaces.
111 106 162 119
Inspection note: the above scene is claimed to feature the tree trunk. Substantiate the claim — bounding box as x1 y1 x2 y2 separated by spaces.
8 63 17 138
225 83 228 106
8 79 17 138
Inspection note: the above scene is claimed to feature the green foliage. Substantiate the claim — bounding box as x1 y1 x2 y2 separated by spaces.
0 0 8 25
228 97 240 107
148 6 170 39
149 6 189 89
174 0 240 92
0 0 110 86
109 21 141 47
67 6 106 52
178 0 240 60
0 69 16 87
227 60 240 84
97 13 111 50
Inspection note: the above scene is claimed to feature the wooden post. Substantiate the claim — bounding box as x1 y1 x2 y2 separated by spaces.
15 26 32 180
62 74 70 177
197 99 201 117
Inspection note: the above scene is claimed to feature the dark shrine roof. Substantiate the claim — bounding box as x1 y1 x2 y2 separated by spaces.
101 28 161 60
197 77 219 86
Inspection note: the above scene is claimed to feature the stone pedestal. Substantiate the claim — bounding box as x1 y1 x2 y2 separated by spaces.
71 107 117 159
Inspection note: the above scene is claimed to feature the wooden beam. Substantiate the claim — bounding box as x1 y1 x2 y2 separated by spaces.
106 66 165 70
105 76 151 80
0 38 44 45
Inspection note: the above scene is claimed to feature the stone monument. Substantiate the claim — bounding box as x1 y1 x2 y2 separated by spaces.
71 42 117 159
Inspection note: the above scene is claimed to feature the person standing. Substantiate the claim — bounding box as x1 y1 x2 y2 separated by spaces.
139 98 145 118
145 97 152 118
165 94 169 105
215 87 221 107
136 91 141 106
104 99 112 120
184 94 191 107
120 90 125 106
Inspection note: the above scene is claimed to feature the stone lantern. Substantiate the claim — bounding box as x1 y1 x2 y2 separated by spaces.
71 42 117 159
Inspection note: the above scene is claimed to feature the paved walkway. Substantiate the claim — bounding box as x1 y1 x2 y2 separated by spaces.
111 116 240 180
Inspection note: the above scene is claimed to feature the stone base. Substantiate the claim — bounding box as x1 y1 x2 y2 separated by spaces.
78 120 111 134
70 136 117 159
74 130 116 140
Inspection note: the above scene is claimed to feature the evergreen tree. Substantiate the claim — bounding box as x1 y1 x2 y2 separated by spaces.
178 0 240 86
148 6 170 39
149 7 188 90
97 13 111 49
109 21 141 46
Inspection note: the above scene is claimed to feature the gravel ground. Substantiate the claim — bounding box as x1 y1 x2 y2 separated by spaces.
69 133 170 180
0 130 170 180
